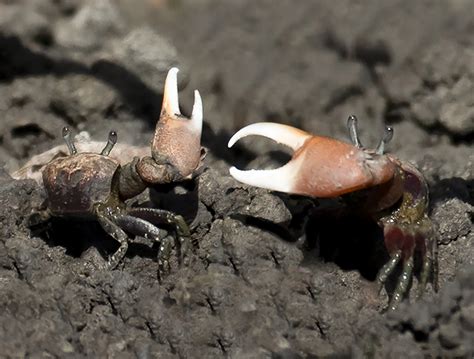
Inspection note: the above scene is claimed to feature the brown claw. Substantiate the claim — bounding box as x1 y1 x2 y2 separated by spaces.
144 67 203 183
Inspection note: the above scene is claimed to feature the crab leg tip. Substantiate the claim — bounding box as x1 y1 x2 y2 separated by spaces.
191 89 203 132
163 67 181 116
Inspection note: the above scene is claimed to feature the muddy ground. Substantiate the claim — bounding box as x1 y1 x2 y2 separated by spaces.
0 0 473 357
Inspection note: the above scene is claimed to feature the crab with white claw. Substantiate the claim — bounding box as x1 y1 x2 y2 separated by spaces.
228 115 437 310
33 67 204 276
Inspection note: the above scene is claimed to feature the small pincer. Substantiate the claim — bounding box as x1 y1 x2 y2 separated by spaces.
137 67 205 185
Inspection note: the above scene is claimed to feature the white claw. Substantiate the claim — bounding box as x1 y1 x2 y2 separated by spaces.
191 89 203 134
163 67 180 116
227 122 311 151
229 157 302 193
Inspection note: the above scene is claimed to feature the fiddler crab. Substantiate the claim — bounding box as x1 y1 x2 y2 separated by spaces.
228 116 437 310
22 68 205 274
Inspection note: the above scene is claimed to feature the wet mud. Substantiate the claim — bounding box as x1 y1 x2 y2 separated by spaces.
0 0 473 357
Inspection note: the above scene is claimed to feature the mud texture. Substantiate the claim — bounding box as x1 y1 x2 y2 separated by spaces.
0 0 473 357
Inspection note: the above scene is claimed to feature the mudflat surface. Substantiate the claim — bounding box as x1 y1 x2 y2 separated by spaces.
0 0 473 357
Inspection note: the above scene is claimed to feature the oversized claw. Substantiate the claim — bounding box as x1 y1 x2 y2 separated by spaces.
228 121 397 198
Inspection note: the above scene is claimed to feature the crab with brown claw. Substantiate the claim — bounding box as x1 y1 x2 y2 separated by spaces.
28 67 204 276
228 116 437 311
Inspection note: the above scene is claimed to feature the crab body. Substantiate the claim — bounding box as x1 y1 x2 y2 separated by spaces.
20 68 204 275
11 134 149 187
43 153 121 217
228 116 437 310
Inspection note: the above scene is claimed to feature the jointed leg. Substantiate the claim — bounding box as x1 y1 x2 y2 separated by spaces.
127 208 191 264
157 235 174 277
416 228 439 297
417 249 432 298
97 214 129 270
376 250 402 294
115 214 161 241
389 255 414 311
115 214 175 275
128 208 190 236
417 257 431 297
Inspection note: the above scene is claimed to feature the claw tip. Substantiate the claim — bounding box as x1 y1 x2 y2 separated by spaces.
227 136 236 148
163 67 181 116
169 67 179 74
191 89 203 133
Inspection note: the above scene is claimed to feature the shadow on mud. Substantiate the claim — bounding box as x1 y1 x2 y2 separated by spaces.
0 33 237 163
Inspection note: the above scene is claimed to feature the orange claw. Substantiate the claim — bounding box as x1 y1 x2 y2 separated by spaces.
228 122 397 198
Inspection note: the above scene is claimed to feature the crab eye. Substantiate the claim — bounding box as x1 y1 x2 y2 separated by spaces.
347 115 394 155
101 130 118 156
347 115 363 148
62 126 77 155
375 126 394 155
